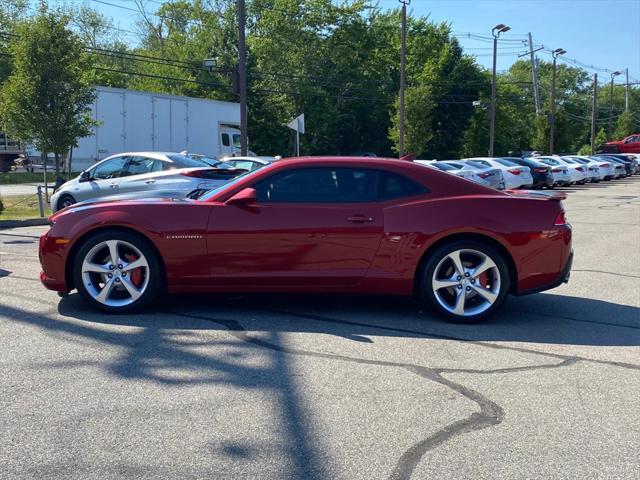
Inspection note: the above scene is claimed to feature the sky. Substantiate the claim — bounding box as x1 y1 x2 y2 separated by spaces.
77 0 640 83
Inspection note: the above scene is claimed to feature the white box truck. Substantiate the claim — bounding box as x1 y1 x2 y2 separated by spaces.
26 86 247 172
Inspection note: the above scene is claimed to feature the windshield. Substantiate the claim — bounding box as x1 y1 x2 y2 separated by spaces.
187 154 234 169
167 154 213 168
494 158 518 167
197 164 271 201
444 162 464 169
433 162 455 171
539 158 560 166
466 160 490 169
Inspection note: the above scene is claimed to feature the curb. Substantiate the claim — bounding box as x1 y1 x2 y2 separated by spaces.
0 218 49 229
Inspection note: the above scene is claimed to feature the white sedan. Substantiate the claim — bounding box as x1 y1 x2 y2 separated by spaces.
463 157 534 189
50 152 245 212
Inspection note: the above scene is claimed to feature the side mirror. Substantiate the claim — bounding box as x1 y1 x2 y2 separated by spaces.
226 187 257 206
79 171 92 182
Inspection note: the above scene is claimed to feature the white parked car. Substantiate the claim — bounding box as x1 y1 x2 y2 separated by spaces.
440 161 505 189
535 157 571 186
564 156 600 182
414 160 478 182
549 157 588 184
50 152 245 212
464 157 534 189
221 156 281 171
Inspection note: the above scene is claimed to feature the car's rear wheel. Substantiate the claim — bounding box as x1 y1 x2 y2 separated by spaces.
57 194 76 211
419 240 510 323
73 231 161 313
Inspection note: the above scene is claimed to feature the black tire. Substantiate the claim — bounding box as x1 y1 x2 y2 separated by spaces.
57 194 76 211
418 240 511 323
73 230 162 313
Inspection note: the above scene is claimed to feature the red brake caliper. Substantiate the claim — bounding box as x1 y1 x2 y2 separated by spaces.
124 253 143 287
478 272 489 289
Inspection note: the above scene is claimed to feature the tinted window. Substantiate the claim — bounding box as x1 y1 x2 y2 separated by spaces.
444 162 464 169
376 171 425 200
125 156 158 176
254 167 377 203
494 158 518 167
167 154 211 168
221 133 230 147
92 157 129 180
467 160 491 168
432 162 455 171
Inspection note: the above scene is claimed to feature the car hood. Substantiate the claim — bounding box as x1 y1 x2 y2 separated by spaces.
51 193 193 219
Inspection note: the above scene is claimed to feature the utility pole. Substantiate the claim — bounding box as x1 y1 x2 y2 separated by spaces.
489 23 510 157
238 0 248 156
625 67 629 111
609 70 621 140
590 73 597 155
528 32 541 115
549 47 566 155
398 0 410 157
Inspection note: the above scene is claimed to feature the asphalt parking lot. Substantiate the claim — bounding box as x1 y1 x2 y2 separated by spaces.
1 178 639 480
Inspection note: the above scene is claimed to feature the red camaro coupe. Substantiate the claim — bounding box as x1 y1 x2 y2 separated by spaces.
39 157 573 322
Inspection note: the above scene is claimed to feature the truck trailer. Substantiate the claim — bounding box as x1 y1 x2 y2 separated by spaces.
25 86 245 172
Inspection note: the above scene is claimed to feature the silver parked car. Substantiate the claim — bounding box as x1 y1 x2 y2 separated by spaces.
414 160 478 182
50 152 245 212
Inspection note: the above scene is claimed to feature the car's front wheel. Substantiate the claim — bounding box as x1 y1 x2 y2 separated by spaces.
419 240 511 323
57 194 76 211
73 231 162 313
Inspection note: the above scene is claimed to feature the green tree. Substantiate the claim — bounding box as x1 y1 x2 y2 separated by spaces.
613 111 634 139
0 6 97 177
595 127 608 147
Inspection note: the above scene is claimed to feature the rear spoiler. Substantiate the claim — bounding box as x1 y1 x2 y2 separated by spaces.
504 189 567 201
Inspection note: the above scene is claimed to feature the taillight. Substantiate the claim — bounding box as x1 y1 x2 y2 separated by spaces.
576 166 584 172
600 163 609 168
507 169 521 175
181 170 209 178
478 172 491 178
554 210 567 226
533 168 547 173
552 168 561 172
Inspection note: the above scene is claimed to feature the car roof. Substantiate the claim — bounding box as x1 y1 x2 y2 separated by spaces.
104 152 177 162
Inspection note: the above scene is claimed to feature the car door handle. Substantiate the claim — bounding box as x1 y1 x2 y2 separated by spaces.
347 215 373 223
109 183 118 188
145 179 156 184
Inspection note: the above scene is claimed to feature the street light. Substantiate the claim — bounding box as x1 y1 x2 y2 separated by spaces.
609 70 622 140
488 23 510 157
549 47 566 154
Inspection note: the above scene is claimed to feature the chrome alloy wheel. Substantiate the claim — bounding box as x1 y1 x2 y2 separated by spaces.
431 249 501 317
81 239 150 307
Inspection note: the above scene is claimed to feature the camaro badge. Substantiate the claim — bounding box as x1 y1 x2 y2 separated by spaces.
165 235 203 240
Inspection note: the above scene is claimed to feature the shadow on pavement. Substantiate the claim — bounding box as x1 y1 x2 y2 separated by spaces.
55 290 640 347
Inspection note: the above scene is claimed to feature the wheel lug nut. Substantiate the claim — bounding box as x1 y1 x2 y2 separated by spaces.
107 273 112 278
457 276 462 281
117 264 123 269
465 272 470 277
471 279 475 284
466 286 471 291
457 284 463 289
115 278 121 283
122 272 127 277
109 265 114 270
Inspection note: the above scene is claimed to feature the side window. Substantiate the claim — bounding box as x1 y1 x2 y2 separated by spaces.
254 167 376 203
92 157 129 180
221 133 231 147
376 171 425 201
232 134 241 149
231 160 256 171
473 160 492 168
124 156 157 176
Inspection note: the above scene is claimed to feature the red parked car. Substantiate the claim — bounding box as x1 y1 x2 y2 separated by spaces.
603 134 640 153
39 157 573 323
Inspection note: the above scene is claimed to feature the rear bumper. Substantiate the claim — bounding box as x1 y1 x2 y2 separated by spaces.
516 249 573 296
